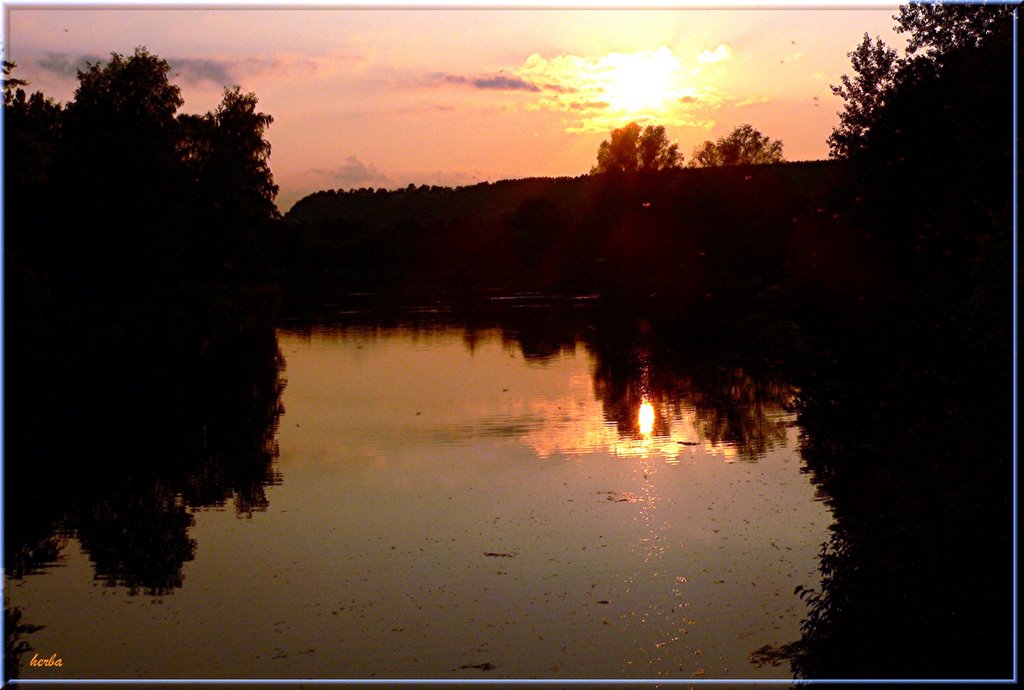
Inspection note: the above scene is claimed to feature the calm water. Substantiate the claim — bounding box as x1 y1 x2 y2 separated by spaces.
5 322 832 680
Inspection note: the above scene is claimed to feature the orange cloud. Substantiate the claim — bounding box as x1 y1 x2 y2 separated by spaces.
511 47 718 133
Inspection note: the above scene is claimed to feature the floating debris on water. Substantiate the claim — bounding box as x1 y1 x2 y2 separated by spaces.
598 491 642 503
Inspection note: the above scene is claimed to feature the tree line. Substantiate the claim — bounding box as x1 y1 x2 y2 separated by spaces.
750 3 1014 680
4 48 279 324
590 121 784 174
2 3 1013 681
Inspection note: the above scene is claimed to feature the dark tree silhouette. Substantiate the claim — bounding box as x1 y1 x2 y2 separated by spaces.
181 86 279 224
591 122 682 173
689 124 784 167
895 2 1013 57
767 2 1015 680
3 61 62 186
829 4 1013 162
180 86 280 278
9 47 284 298
827 35 898 159
55 48 189 300
5 48 287 601
4 607 44 681
2 60 28 94
2 61 63 267
62 48 183 180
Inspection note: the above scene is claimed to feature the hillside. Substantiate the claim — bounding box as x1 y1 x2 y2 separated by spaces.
277 160 853 310
286 160 844 227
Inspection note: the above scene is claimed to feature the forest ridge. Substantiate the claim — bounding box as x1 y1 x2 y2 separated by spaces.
2 4 1014 314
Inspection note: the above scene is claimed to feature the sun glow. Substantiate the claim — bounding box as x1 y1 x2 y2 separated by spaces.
515 46 711 132
638 400 656 437
601 48 684 114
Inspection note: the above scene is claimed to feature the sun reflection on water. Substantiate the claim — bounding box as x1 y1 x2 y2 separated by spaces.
515 377 781 464
638 400 655 437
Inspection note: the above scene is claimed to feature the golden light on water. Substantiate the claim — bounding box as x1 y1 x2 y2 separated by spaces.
638 400 655 437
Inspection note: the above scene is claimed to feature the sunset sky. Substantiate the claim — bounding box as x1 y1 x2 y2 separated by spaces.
2 5 905 211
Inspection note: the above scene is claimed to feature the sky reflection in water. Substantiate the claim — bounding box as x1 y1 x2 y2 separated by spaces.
8 325 831 680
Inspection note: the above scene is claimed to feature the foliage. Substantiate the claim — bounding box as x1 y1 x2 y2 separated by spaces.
2 60 28 101
7 54 286 589
591 122 682 173
895 1 1013 58
689 124 784 167
780 2 1014 680
829 2 1013 162
280 161 841 305
62 47 184 175
3 62 63 191
181 86 279 224
179 87 280 278
5 47 281 304
4 607 44 681
48 49 190 300
827 35 898 159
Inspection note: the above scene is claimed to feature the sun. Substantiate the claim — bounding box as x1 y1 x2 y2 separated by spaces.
600 47 684 115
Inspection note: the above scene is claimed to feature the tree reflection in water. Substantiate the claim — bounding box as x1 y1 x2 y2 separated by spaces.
5 326 285 612
4 295 1010 680
304 297 1010 679
756 305 1013 680
584 313 796 460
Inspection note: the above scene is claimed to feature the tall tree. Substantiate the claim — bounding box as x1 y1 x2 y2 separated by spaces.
592 122 682 173
829 3 1013 162
62 47 183 172
787 8 1015 676
180 87 279 278
55 48 189 299
3 62 62 197
689 124 784 167
637 124 682 172
827 35 899 159
183 87 279 224
895 2 1013 59
2 60 28 101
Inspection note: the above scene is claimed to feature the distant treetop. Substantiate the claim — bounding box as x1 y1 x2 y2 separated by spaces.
689 124 784 168
591 122 683 174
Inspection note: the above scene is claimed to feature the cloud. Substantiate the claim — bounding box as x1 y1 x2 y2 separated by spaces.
437 72 540 92
697 44 733 64
472 75 540 92
736 95 771 107
35 52 238 84
568 100 610 111
168 58 235 85
33 51 324 89
36 52 105 77
564 114 715 135
172 55 323 86
537 82 577 94
422 46 743 135
513 48 722 133
312 155 393 191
